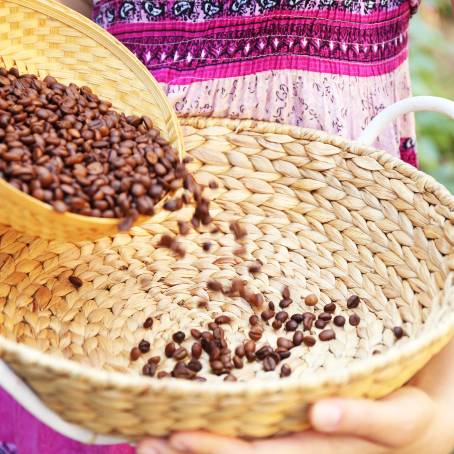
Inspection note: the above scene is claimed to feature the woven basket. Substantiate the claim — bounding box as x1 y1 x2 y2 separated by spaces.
0 114 454 441
0 0 184 242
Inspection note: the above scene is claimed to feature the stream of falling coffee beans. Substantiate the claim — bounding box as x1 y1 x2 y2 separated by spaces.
0 67 405 382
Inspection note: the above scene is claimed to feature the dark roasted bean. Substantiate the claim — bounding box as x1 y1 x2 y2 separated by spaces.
224 373 237 382
285 320 298 332
148 356 160 365
280 364 292 378
248 262 261 273
249 315 260 326
333 315 346 327
319 329 336 341
293 330 304 346
191 342 202 359
315 319 328 329
157 371 170 379
191 329 202 339
68 275 82 288
349 314 361 326
235 344 245 358
142 363 157 377
291 314 304 324
261 309 275 321
143 317 153 329
347 295 361 309
215 315 231 325
249 326 263 341
138 339 151 353
324 303 336 313
202 242 211 252
272 320 282 330
187 359 202 372
256 345 273 360
172 331 186 343
302 312 316 331
173 347 188 360
130 347 141 361
165 342 176 358
393 326 404 339
276 348 291 360
263 356 277 372
279 298 292 308
318 312 332 321
275 311 289 322
303 336 316 347
277 338 293 350
233 355 243 369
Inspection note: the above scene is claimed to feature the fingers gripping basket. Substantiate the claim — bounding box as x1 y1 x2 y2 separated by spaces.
0 0 184 241
1 115 454 441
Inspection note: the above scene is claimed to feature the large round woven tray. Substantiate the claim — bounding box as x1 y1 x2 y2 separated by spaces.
0 117 453 439
0 0 184 241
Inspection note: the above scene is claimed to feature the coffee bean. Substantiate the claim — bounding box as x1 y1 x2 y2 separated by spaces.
290 314 304 324
68 275 82 288
276 348 291 360
202 242 211 252
263 356 277 372
277 338 293 350
315 319 327 329
268 302 275 311
275 311 289 322
148 356 160 365
157 371 170 379
248 262 261 273
347 295 360 309
324 303 336 313
191 342 202 359
333 315 346 327
305 294 318 306
130 347 141 361
210 360 225 375
187 359 202 372
302 312 316 331
143 317 153 329
319 329 336 341
303 336 316 347
173 347 188 360
235 344 245 358
165 342 176 358
215 315 231 325
249 315 260 326
318 312 332 322
142 363 157 377
293 330 304 346
285 320 298 332
208 322 218 331
207 280 223 292
280 364 292 378
272 320 282 330
191 329 202 339
244 340 256 356
282 286 291 299
349 314 361 326
279 298 292 308
178 221 191 236
256 345 273 360
233 355 243 369
393 326 404 339
261 309 275 322
172 362 196 380
172 331 186 343
138 339 150 353
224 373 237 382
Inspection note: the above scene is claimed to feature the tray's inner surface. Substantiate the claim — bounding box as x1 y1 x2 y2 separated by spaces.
0 126 452 382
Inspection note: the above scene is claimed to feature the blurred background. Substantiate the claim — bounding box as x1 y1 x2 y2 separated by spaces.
410 0 454 191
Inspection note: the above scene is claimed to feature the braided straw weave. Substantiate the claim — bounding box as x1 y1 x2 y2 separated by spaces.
0 117 453 439
0 0 183 241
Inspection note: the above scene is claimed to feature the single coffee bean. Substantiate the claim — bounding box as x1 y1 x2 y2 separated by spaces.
349 314 361 326
224 374 237 382
210 360 225 375
275 311 289 322
293 330 304 346
276 348 291 360
173 347 188 360
285 320 298 332
244 340 256 356
191 329 202 339
249 315 260 326
263 356 277 372
319 329 336 341
172 331 186 343
208 322 218 331
291 314 304 324
279 298 292 308
318 312 332 321
303 336 316 347
235 344 245 358
68 275 82 288
277 338 293 350
305 294 318 306
272 320 282 330
157 371 170 379
268 302 275 311
191 342 202 359
187 359 202 372
202 242 211 252
130 347 141 361
148 356 160 364
142 363 157 377
324 303 336 313
138 339 151 353
165 342 176 358
282 286 291 299
280 364 292 378
315 319 327 329
261 309 274 321
233 355 243 369
143 317 153 329
333 315 346 327
248 262 261 273
256 345 273 360
249 326 263 341
347 295 361 309
302 312 316 331
393 326 404 339
215 315 231 325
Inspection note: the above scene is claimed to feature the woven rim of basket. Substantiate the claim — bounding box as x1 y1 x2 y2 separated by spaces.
1 117 454 395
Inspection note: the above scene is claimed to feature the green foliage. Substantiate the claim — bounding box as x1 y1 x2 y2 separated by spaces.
409 1 454 192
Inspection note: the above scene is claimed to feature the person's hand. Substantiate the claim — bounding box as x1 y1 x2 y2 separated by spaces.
137 339 454 454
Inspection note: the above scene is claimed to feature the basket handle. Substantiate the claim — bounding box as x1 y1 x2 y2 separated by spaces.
358 96 454 146
0 360 128 445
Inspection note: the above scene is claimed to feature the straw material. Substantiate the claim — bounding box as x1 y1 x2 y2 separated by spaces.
0 0 183 241
0 117 453 439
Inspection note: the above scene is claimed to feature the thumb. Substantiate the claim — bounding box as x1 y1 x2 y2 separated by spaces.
309 386 435 448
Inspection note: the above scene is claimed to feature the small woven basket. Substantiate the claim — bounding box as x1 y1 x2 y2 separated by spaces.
0 113 454 441
0 0 184 241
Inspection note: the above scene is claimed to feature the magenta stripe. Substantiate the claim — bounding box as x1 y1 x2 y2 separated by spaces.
152 47 408 85
105 6 411 37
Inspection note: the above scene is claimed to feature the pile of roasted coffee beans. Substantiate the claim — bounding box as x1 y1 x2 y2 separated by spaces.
129 283 407 381
0 67 204 230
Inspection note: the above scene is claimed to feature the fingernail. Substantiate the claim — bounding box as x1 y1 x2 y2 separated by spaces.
311 401 342 432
